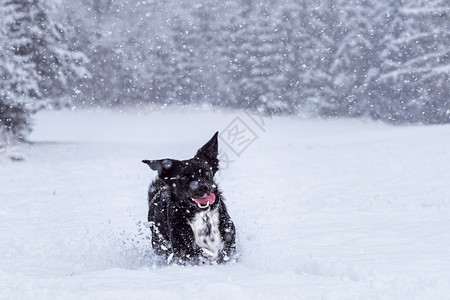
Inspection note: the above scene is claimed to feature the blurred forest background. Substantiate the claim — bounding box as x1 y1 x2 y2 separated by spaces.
0 0 449 142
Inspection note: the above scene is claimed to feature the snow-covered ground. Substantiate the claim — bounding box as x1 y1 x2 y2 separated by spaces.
1 108 450 299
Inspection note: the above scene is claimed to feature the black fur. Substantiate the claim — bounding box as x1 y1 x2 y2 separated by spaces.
143 132 236 264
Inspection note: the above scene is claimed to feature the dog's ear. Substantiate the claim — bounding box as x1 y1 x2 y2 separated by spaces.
195 132 219 174
142 159 173 176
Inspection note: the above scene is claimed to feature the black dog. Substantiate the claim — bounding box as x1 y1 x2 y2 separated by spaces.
142 132 236 264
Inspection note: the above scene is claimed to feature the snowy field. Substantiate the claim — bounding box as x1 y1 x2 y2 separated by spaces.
1 108 450 299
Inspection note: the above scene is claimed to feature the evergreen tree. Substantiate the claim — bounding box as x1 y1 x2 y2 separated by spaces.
5 0 89 101
0 0 89 142
170 15 203 104
0 1 35 140
223 1 291 114
379 0 450 124
274 1 318 113
190 0 226 105
0 50 33 140
313 0 384 118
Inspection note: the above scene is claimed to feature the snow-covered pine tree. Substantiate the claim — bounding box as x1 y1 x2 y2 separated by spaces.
379 0 450 124
93 0 173 106
189 0 227 106
168 14 200 105
145 37 177 105
223 1 291 114
132 1 177 106
312 0 384 119
367 0 407 122
301 0 341 117
273 1 319 114
0 46 34 141
0 1 37 141
1 0 90 143
5 0 89 103
272 0 345 116
218 0 248 108
61 0 114 106
169 1 226 107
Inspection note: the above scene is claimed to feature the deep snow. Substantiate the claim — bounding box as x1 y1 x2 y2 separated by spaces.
1 108 450 299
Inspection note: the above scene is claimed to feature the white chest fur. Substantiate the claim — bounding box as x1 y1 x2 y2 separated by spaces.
188 208 224 258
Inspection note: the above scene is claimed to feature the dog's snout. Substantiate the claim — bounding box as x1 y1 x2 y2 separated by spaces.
197 183 209 194
189 180 210 195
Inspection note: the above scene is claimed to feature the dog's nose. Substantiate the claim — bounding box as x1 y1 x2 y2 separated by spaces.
189 180 209 195
197 183 209 195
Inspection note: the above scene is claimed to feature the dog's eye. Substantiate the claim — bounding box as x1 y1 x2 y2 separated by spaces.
202 170 212 180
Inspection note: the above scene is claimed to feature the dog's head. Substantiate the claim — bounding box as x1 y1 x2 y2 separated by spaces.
143 132 219 210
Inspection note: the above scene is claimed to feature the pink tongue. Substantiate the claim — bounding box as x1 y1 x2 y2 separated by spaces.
194 193 216 205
